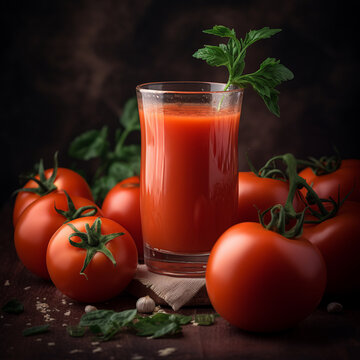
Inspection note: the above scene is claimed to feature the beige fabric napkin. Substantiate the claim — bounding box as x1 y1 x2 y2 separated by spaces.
127 264 208 311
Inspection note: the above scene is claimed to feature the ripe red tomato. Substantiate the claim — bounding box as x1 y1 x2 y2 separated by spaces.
13 167 94 227
102 176 143 260
303 201 360 295
14 192 103 280
299 159 360 203
237 172 304 223
46 216 138 303
206 222 326 332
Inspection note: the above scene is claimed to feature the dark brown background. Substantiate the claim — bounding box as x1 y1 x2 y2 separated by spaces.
1 0 358 205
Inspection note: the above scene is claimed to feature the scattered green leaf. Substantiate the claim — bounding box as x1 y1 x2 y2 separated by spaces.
2 299 24 314
67 325 86 337
194 313 218 326
23 324 50 337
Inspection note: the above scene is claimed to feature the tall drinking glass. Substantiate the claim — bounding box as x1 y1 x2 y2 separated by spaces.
136 82 243 277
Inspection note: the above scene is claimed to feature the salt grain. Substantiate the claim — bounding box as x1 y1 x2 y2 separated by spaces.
158 348 176 357
4 280 10 286
64 310 71 316
69 349 83 354
24 286 31 291
92 347 102 353
48 342 55 346
131 355 143 360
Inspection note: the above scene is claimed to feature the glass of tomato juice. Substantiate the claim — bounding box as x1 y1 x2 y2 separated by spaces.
136 82 243 277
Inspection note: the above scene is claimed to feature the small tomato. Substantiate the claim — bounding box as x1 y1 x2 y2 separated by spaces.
14 191 102 279
46 216 138 303
102 176 143 260
303 201 360 295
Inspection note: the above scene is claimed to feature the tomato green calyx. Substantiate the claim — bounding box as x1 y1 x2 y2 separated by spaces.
297 150 341 176
258 153 337 237
54 191 98 223
14 152 59 197
259 204 305 238
247 153 288 181
67 217 124 278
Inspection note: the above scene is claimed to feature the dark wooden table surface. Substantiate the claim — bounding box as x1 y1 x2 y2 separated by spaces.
1 201 360 360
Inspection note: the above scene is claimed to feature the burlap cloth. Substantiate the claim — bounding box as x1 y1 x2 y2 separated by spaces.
126 264 209 311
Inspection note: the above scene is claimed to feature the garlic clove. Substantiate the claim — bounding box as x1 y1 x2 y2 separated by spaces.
136 295 156 313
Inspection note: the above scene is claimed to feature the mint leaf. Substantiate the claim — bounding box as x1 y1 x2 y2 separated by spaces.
193 25 294 116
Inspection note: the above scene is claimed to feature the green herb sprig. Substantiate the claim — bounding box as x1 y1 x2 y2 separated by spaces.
68 97 141 203
193 25 294 116
68 309 217 341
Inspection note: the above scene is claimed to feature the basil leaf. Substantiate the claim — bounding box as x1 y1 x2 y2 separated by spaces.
2 299 24 314
119 98 140 130
194 314 217 326
67 325 86 337
69 126 109 160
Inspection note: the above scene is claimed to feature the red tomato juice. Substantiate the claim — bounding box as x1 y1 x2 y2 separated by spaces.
139 104 240 253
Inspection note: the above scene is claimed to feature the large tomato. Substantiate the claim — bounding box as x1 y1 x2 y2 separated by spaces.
237 172 304 223
206 222 326 332
303 201 360 295
299 159 360 203
14 192 102 279
13 167 94 226
102 176 143 261
46 216 138 303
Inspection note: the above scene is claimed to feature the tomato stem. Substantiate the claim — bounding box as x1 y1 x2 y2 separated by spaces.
67 217 124 278
257 153 338 238
54 191 98 223
13 152 59 197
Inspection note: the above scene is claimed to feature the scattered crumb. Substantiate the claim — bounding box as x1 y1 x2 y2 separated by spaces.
4 280 10 286
327 302 343 313
158 348 176 357
131 355 144 360
26 322 32 326
69 349 83 354
24 286 31 291
116 344 122 348
0 315 3 319
64 310 71 316
92 347 102 353
61 299 67 305
91 342 100 346
48 342 55 346
36 338 42 342
69 302 73 305
62 323 68 327
44 314 55 322
85 305 97 313
43 297 47 301
191 320 199 326
36 301 50 313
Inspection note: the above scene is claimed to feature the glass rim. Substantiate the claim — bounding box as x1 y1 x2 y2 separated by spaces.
136 81 244 94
